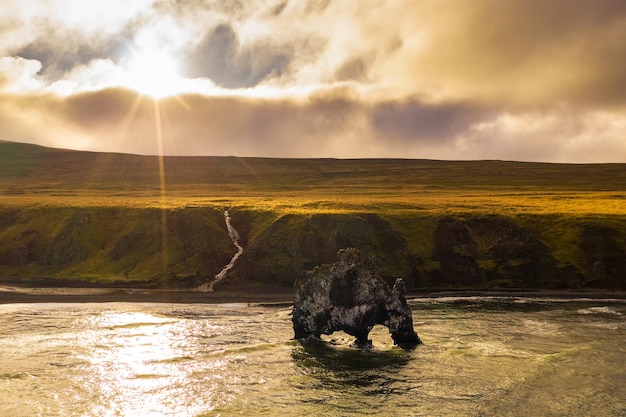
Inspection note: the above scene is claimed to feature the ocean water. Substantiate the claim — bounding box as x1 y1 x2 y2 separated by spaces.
0 297 624 417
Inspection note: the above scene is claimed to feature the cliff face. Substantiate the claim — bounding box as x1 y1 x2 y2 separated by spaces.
227 211 626 291
426 216 574 289
227 213 412 287
0 207 234 287
0 206 624 290
580 223 626 289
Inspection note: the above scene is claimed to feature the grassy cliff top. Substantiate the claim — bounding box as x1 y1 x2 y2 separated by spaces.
1 140 625 215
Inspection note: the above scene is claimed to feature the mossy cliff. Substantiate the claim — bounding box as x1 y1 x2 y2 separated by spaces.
0 206 234 287
0 206 624 290
225 210 625 290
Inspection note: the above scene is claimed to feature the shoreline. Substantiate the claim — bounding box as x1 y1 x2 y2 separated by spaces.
1 284 625 305
0 285 295 305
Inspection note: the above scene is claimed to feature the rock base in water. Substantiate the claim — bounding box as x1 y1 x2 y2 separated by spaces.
292 248 421 346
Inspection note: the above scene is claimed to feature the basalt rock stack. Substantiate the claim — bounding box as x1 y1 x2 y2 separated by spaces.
292 248 421 346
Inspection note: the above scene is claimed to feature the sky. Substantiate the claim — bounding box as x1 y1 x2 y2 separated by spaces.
1 0 625 162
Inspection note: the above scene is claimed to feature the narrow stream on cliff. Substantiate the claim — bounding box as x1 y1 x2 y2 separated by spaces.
209 209 243 289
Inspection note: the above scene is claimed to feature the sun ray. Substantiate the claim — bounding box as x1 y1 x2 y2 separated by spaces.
153 99 169 279
171 94 191 111
116 93 146 140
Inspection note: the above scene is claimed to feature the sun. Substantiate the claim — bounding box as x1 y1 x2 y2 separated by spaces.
123 47 183 98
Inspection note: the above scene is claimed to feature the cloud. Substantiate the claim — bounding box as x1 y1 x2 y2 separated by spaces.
184 23 292 88
456 109 626 163
13 32 128 82
4 0 626 104
0 0 154 53
0 0 625 161
370 98 495 144
0 56 44 91
1 83 624 162
367 0 626 106
0 85 361 156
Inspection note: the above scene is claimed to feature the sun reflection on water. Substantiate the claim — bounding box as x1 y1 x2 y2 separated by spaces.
79 311 224 417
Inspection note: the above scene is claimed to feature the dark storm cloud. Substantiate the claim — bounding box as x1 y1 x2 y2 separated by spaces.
156 89 364 156
0 85 361 155
0 83 497 156
63 88 143 127
13 31 129 79
269 1 288 16
334 57 368 82
1 81 624 161
371 99 493 143
185 23 292 88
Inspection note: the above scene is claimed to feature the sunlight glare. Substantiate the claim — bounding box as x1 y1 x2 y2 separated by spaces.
125 47 183 98
83 311 213 417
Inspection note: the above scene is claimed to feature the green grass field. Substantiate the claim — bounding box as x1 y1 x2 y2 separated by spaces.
2 140 625 215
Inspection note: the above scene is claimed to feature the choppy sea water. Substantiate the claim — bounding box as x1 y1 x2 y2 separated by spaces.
0 297 624 417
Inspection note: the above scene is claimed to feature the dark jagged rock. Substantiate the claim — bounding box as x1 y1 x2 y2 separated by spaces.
292 248 421 346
